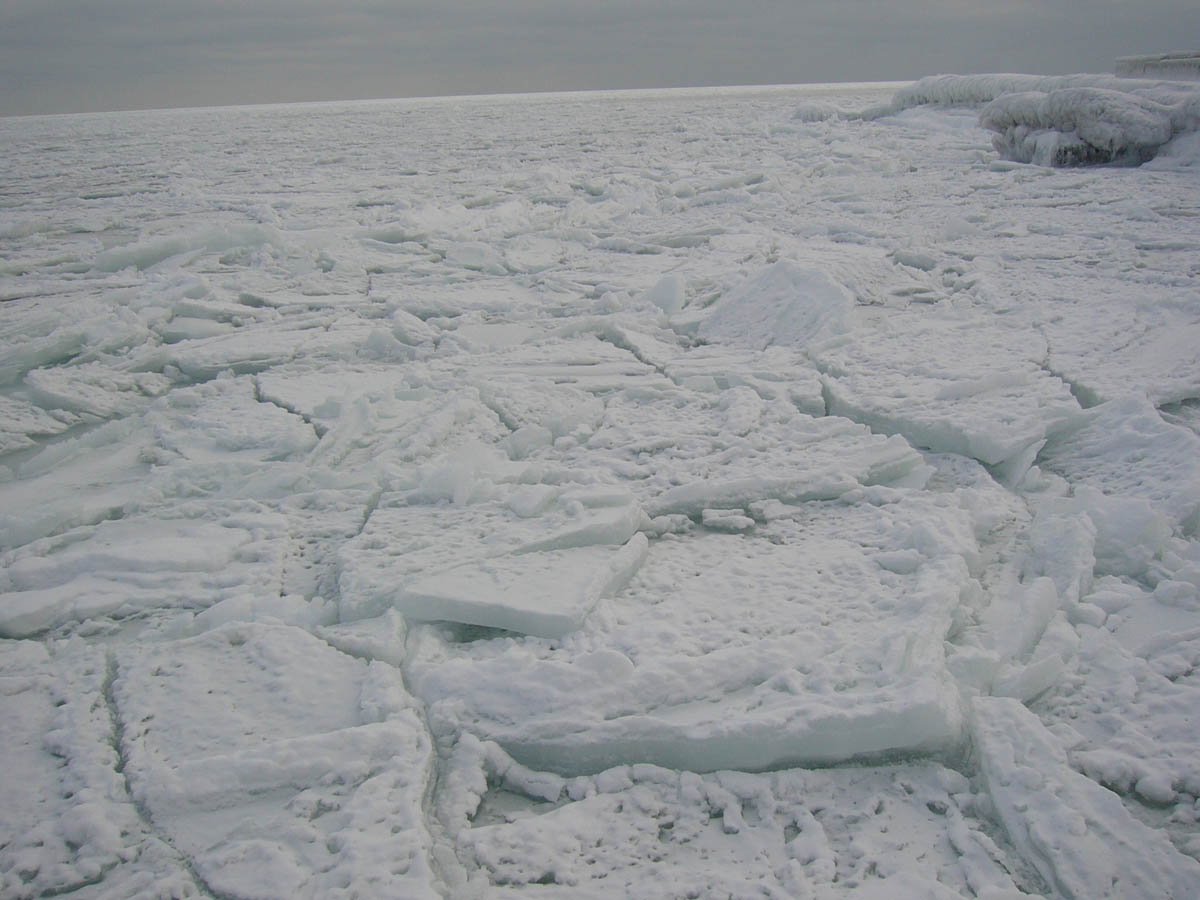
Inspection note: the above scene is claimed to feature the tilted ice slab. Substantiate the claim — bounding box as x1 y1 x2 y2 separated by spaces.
811 311 1080 475
409 490 981 775
0 295 150 386
1039 394 1200 534
0 515 288 638
693 260 855 351
111 622 441 899
973 697 1200 899
0 418 156 551
338 480 646 627
162 325 319 379
401 535 648 639
0 395 81 457
23 362 172 421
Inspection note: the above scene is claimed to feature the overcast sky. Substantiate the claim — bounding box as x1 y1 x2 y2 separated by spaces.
2 0 1197 116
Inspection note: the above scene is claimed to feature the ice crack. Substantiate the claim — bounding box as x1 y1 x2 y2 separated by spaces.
102 651 224 900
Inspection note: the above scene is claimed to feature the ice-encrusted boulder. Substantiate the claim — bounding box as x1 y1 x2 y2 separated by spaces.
867 73 1200 166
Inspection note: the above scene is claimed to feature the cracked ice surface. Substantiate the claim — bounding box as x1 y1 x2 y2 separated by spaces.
3 81 1200 898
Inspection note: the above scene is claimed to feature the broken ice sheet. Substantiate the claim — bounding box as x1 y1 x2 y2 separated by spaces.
811 310 1080 473
559 385 933 515
438 736 1029 898
337 481 645 626
973 696 1200 898
111 622 441 899
0 515 288 638
4 80 1200 899
408 489 981 775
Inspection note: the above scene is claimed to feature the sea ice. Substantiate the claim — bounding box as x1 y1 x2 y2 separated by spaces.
2 79 1198 898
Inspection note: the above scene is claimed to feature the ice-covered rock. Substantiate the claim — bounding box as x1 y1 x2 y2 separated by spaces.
871 73 1200 166
982 87 1176 167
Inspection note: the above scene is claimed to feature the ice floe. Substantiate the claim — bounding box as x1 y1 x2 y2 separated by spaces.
2 80 1199 898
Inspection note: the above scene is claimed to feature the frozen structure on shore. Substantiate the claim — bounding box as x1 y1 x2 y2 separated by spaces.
1116 52 1200 81
866 72 1200 167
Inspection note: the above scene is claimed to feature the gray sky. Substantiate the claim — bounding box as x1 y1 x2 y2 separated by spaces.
2 0 1197 116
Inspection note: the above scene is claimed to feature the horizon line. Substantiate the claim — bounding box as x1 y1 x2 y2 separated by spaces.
1 78 920 121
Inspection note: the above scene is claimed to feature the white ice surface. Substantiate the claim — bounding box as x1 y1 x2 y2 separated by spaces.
2 80 1199 898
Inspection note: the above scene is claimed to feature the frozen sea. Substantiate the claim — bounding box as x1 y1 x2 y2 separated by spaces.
2 78 1200 898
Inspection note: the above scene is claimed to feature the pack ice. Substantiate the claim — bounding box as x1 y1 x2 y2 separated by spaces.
2 78 1200 898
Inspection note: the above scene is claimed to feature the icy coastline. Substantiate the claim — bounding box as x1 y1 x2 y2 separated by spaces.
2 79 1200 897
865 73 1200 166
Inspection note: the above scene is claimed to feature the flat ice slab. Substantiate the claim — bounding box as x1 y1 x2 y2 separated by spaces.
338 482 646 629
400 534 649 638
409 490 980 775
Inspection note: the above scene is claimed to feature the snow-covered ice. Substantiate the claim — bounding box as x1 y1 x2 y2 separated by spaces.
2 78 1200 898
